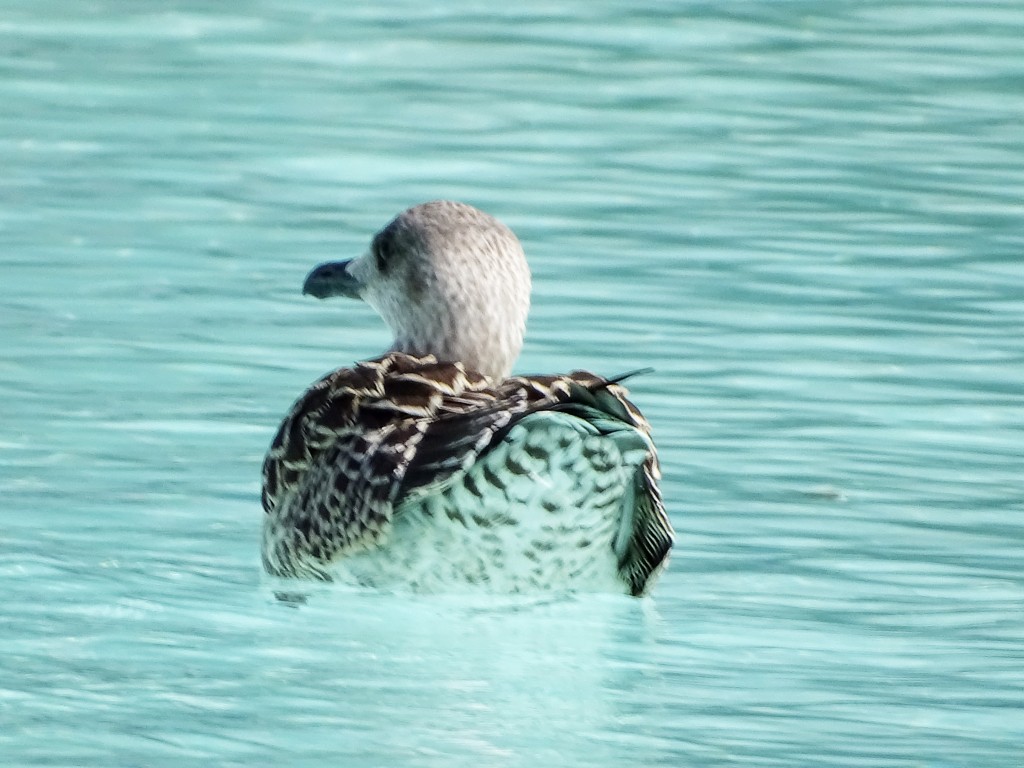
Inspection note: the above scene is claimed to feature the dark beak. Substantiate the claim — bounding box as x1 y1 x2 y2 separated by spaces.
302 260 364 300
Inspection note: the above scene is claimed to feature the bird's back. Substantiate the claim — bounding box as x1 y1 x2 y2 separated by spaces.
261 352 673 595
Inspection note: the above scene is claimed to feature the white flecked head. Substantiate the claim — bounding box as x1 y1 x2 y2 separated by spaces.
304 201 531 380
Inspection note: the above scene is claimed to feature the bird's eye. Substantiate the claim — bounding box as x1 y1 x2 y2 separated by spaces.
374 235 393 274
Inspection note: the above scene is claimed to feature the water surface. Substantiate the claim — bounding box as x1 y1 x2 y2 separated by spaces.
2 1 1023 766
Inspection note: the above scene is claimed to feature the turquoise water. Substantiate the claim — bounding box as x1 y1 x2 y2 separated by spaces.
3 1 1023 765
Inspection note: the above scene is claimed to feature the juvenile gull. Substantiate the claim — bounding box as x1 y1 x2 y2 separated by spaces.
261 201 673 595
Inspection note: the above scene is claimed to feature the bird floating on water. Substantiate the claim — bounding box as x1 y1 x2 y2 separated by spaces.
261 201 673 596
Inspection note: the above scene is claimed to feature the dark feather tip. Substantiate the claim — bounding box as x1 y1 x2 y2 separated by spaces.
601 367 655 387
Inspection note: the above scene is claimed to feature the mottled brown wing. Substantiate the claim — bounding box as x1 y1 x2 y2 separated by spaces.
262 420 428 578
261 354 488 516
261 353 509 577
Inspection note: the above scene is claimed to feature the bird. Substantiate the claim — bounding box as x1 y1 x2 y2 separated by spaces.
261 201 673 596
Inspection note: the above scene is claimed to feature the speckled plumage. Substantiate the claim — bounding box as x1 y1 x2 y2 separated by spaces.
261 201 673 595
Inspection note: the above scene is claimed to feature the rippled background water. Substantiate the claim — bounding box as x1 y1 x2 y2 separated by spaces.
3 1 1023 765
